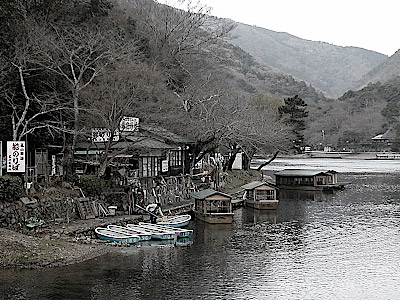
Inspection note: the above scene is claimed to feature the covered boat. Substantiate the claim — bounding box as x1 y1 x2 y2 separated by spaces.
193 189 233 224
275 169 348 191
241 181 279 210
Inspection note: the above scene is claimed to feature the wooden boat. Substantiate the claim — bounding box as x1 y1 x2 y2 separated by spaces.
95 227 140 244
275 169 348 191
241 181 279 210
126 224 176 240
106 225 152 241
157 214 191 228
193 189 234 224
139 222 193 238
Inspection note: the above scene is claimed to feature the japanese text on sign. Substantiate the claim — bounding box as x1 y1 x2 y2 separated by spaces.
7 141 26 173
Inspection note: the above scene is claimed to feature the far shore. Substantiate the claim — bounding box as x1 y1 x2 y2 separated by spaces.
265 151 400 160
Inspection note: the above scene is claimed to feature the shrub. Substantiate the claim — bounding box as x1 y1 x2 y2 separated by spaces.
0 176 23 202
78 175 107 198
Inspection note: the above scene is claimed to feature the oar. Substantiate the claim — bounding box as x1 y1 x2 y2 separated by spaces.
135 204 159 218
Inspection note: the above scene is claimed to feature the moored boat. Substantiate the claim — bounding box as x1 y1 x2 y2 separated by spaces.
274 169 349 191
95 227 140 244
157 214 191 228
139 222 193 238
241 181 279 210
107 225 152 241
193 189 234 224
126 224 176 240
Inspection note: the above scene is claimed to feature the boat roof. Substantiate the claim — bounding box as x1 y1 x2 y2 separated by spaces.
193 189 232 199
274 169 338 177
241 181 277 190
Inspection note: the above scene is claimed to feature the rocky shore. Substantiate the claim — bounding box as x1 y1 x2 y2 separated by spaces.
0 214 145 269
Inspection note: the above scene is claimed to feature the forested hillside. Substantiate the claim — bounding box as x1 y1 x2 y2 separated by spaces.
305 77 400 149
2 0 399 165
2 0 322 176
228 22 387 98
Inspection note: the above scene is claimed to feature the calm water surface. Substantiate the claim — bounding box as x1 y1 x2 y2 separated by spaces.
1 159 400 300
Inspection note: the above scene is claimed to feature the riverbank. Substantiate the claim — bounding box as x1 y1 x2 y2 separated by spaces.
0 213 147 269
0 169 262 269
0 228 109 269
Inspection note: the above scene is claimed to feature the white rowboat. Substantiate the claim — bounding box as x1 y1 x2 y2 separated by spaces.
95 227 140 244
139 222 193 238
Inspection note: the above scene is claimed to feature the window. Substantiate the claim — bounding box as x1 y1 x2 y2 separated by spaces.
169 150 182 167
140 156 159 177
256 190 275 200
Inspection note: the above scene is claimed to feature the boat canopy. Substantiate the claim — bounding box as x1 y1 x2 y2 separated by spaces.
241 181 277 190
193 189 232 200
275 169 338 177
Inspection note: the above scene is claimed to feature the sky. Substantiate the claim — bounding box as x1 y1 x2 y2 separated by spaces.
161 0 399 56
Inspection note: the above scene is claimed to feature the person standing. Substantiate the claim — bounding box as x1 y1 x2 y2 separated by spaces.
146 202 163 224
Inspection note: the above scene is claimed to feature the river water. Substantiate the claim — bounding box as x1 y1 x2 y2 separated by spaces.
2 159 400 300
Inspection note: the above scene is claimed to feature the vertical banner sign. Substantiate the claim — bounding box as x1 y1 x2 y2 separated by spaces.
0 141 2 176
7 141 26 173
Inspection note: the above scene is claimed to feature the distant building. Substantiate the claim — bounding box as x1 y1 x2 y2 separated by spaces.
372 128 397 150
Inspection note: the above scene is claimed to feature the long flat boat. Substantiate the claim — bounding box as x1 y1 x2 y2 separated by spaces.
95 227 140 244
157 214 191 228
126 224 176 240
139 222 193 238
107 225 152 241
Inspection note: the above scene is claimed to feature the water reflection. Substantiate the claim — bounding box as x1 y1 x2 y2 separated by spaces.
2 165 400 299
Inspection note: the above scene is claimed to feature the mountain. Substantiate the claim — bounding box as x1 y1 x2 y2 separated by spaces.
355 50 400 89
206 38 328 104
227 22 387 98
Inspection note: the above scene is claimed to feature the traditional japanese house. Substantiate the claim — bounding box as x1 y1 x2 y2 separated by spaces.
74 123 194 190
193 189 233 224
241 181 279 210
274 169 347 191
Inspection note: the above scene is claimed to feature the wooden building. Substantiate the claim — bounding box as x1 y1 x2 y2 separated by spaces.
74 124 194 191
241 181 279 210
193 189 233 224
275 169 347 191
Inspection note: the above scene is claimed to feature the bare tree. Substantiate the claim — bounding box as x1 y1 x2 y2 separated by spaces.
82 59 164 177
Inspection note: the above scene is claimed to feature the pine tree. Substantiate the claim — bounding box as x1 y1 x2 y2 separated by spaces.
279 95 308 152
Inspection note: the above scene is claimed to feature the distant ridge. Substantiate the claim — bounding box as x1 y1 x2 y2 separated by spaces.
355 49 400 90
228 21 387 98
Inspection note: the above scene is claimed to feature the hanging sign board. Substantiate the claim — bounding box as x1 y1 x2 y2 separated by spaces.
161 160 169 172
92 128 120 143
119 117 139 132
7 141 26 173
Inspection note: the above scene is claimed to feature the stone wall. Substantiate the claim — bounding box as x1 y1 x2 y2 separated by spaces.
0 197 78 229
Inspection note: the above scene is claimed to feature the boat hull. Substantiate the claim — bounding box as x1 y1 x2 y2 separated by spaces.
139 223 193 238
245 200 278 210
127 224 176 240
276 184 347 191
95 228 139 244
194 211 233 224
107 225 152 241
157 215 191 228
